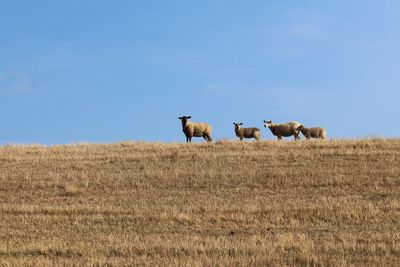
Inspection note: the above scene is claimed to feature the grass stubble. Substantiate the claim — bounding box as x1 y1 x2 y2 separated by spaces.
0 139 400 266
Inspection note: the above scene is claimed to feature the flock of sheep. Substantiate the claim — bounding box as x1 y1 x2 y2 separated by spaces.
178 116 326 143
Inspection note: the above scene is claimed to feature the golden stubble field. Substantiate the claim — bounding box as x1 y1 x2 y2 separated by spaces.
0 139 400 266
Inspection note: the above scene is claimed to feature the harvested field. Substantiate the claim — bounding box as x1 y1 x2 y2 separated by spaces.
0 139 400 266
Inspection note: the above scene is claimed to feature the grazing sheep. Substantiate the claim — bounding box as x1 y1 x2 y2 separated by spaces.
298 126 327 139
233 122 261 141
263 120 302 140
178 116 212 143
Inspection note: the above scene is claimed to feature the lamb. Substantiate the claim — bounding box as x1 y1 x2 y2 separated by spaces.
233 122 261 141
178 116 212 143
263 120 302 140
297 126 327 139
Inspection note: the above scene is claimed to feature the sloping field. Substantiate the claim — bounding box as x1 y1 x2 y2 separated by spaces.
0 139 400 266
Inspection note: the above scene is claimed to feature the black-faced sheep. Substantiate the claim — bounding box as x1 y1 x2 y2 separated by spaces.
298 126 327 139
233 122 261 141
263 120 302 140
178 116 212 143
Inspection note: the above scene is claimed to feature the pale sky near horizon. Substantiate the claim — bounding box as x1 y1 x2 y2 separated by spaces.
1 1 399 144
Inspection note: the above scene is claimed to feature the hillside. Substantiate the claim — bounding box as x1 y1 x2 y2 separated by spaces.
1 139 400 266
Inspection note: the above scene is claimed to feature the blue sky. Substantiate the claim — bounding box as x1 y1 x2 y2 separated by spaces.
1 1 399 143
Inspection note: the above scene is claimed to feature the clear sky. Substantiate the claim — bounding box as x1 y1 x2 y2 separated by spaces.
1 1 399 144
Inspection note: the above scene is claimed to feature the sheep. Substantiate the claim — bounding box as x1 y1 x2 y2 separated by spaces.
178 116 212 143
297 126 327 139
263 120 302 140
233 122 261 141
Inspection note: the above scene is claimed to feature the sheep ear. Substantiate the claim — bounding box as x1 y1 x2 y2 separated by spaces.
263 120 267 123
178 117 182 120
187 116 191 119
233 122 235 125
239 123 243 125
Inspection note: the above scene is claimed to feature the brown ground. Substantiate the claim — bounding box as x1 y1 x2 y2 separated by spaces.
0 139 400 266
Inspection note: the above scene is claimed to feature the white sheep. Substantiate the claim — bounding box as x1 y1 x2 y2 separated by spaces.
233 122 261 141
178 116 212 143
298 126 327 139
263 120 302 140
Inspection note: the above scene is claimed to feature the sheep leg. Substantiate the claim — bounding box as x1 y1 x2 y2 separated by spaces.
277 135 282 140
203 132 211 142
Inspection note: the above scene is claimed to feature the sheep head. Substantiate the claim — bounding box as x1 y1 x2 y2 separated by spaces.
178 116 192 126
233 122 243 130
263 120 272 128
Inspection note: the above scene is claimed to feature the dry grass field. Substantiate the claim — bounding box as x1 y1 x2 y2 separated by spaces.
1 139 400 266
